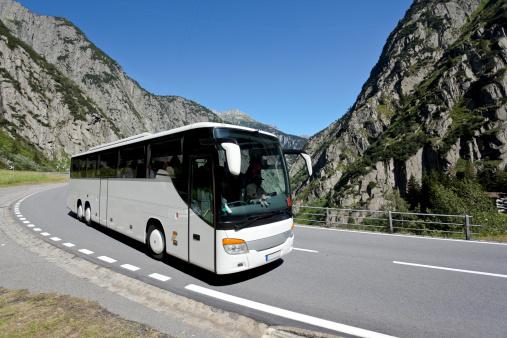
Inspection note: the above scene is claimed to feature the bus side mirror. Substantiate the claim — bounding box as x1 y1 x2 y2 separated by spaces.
300 153 312 177
221 142 241 176
283 149 313 177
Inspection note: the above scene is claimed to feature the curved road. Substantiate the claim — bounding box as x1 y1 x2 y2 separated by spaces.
14 185 507 337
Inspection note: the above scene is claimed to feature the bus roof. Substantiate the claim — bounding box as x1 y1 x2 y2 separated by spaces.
73 122 278 158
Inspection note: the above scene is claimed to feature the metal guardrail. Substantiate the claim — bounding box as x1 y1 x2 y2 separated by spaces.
293 205 481 240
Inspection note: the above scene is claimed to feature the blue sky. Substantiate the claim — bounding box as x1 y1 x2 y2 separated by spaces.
19 0 412 136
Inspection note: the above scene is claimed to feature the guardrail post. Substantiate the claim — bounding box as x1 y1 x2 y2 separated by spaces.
388 211 393 233
464 215 471 240
326 208 330 227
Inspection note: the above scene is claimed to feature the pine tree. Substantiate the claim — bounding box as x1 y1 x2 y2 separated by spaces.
406 176 422 211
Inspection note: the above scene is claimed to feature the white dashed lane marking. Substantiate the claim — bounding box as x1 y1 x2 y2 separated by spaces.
40 232 50 236
27 224 34 228
393 261 507 279
33 228 41 232
50 237 61 242
22 221 29 224
78 249 94 255
63 243 75 248
293 247 319 253
97 256 117 263
121 264 140 271
148 273 171 282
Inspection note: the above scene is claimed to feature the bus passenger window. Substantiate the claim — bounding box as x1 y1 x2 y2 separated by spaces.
119 145 145 178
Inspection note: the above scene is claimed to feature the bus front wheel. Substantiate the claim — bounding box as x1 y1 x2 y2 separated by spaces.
146 224 165 260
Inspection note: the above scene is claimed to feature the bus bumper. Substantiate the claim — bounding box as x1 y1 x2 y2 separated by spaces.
216 231 294 275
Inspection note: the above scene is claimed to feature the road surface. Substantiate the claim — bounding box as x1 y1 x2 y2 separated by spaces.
13 185 507 337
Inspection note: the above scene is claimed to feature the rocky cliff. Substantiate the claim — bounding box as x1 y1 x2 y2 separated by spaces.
295 0 507 209
0 0 220 169
217 109 307 149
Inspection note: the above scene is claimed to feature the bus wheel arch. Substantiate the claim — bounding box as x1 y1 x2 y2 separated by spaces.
146 219 166 260
77 200 83 220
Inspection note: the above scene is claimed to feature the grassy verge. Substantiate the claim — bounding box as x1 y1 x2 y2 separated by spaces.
474 233 507 242
0 170 68 186
0 288 169 337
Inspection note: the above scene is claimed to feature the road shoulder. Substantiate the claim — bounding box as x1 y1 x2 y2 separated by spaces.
1 184 267 337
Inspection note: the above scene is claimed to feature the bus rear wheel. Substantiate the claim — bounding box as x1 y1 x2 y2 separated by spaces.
77 203 83 221
84 204 92 226
146 224 165 260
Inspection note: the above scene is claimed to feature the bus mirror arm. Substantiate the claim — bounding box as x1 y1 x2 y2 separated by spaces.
283 149 312 177
221 142 241 176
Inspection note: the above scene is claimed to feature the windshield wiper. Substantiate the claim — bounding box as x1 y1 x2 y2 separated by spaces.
234 210 286 231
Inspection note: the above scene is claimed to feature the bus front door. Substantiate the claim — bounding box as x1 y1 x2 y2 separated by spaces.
188 156 215 272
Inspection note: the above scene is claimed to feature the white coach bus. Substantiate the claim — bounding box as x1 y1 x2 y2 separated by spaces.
67 122 312 274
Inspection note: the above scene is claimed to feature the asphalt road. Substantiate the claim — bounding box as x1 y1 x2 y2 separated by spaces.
15 185 507 337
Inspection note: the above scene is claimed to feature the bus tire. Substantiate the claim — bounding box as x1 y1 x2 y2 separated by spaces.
84 203 92 226
77 201 83 221
146 223 165 260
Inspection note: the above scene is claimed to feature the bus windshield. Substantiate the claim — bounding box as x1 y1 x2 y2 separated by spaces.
214 128 290 228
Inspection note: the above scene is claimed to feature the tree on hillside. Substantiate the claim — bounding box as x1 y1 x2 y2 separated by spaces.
406 176 422 211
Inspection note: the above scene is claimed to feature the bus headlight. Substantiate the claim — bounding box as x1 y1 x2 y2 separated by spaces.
222 238 248 255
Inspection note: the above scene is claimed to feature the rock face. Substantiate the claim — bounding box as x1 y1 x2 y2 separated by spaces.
217 109 307 149
295 0 507 209
0 0 220 168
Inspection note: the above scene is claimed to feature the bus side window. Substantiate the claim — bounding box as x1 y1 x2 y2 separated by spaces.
98 150 118 177
119 146 145 178
149 139 185 192
86 155 97 178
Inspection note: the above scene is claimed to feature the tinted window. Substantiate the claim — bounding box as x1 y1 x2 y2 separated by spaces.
119 145 145 178
86 155 97 178
149 138 186 196
77 158 86 178
70 158 78 178
191 157 214 225
98 151 118 177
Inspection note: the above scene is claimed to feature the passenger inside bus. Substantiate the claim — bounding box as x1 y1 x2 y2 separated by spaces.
245 157 266 200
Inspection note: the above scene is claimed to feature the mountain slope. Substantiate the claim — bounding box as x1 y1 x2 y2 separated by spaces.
296 0 507 210
217 109 307 149
0 0 220 169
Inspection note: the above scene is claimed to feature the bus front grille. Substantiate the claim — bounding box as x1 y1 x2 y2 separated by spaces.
247 229 292 252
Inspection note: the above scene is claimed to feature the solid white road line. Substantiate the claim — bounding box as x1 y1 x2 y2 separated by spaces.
293 247 319 253
296 224 507 246
27 224 34 228
97 256 117 263
50 237 61 242
33 228 41 232
63 242 75 248
40 232 50 236
148 273 171 282
78 249 94 255
185 284 396 338
121 264 140 272
393 261 507 279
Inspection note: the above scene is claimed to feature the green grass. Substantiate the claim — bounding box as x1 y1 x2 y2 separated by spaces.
0 170 68 186
0 288 169 337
